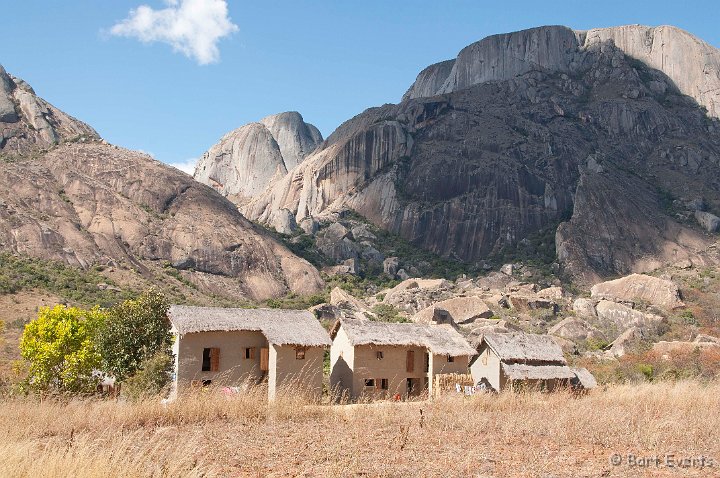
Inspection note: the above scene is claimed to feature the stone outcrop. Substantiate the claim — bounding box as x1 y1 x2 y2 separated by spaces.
0 64 98 155
194 111 322 203
590 274 684 310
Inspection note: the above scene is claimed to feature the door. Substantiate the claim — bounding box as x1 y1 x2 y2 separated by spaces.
260 347 269 372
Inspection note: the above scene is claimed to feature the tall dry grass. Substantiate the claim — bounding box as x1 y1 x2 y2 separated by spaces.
1 381 718 477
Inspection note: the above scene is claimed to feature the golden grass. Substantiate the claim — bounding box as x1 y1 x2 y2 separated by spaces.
1 381 718 477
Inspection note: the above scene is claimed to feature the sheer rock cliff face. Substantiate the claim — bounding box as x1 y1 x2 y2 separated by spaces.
193 111 323 204
234 25 720 283
403 25 720 119
0 68 323 301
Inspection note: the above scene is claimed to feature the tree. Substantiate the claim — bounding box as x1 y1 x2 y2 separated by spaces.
19 305 107 394
95 288 172 382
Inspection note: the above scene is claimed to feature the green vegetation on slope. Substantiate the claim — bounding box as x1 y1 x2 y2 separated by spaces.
0 253 134 306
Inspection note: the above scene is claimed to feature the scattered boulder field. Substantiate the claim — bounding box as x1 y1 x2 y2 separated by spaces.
310 264 720 363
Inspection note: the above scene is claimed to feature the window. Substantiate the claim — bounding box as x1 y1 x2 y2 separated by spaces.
380 378 389 390
202 348 211 371
295 347 306 360
406 350 415 373
202 348 220 372
364 379 375 387
447 355 455 363
245 347 256 360
376 351 384 360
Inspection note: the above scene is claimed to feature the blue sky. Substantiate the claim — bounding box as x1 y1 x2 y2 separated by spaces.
1 1 718 172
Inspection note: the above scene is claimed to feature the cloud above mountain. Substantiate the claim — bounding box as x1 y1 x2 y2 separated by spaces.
110 0 238 65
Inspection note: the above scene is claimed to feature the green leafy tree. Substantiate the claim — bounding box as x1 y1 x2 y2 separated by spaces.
95 288 172 382
19 305 107 394
122 351 174 400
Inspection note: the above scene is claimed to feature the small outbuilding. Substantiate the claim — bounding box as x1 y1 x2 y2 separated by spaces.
470 332 594 392
329 317 476 400
169 305 331 400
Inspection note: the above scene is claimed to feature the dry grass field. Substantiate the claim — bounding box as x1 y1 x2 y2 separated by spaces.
0 381 718 477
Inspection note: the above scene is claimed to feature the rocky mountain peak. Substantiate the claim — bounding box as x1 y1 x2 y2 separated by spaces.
403 24 720 118
0 64 98 155
194 111 322 202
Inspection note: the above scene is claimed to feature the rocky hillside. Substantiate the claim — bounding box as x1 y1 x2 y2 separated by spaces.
0 66 323 304
209 24 720 284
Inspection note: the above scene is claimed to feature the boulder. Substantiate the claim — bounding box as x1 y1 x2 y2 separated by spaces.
476 272 513 290
509 295 558 313
396 269 410 281
412 296 494 325
652 340 719 356
573 298 598 319
309 303 342 321
269 208 297 234
609 326 646 357
694 210 720 233
537 286 563 300
500 263 514 276
549 317 605 342
694 334 720 344
595 300 664 330
299 217 319 234
551 336 579 354
329 287 373 319
350 223 377 241
316 223 359 262
383 257 399 277
590 274 684 310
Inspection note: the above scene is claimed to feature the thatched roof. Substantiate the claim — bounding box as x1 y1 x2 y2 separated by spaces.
168 305 331 347
331 317 476 356
482 332 566 364
571 367 598 389
501 363 576 381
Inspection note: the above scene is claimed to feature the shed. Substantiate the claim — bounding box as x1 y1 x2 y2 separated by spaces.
470 332 594 391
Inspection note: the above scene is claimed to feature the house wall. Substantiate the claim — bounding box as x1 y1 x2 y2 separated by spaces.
470 343 502 391
175 330 268 392
351 344 428 400
268 344 324 400
330 326 355 399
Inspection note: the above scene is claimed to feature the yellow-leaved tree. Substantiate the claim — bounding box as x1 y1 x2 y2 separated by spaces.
19 304 107 394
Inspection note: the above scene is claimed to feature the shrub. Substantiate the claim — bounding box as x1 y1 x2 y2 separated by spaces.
122 352 173 400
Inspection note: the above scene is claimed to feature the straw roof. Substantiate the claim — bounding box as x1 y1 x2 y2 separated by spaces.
501 363 576 381
571 367 598 389
482 332 567 364
331 317 476 356
168 305 331 347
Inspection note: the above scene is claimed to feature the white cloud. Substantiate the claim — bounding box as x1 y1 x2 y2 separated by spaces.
110 0 238 65
168 158 198 175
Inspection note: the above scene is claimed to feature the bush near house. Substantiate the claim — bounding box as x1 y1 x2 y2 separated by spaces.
19 305 107 394
95 289 173 383
121 351 174 400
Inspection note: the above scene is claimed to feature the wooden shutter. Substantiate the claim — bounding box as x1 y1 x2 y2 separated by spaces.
260 347 269 372
210 348 220 372
406 350 415 373
249 347 256 360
